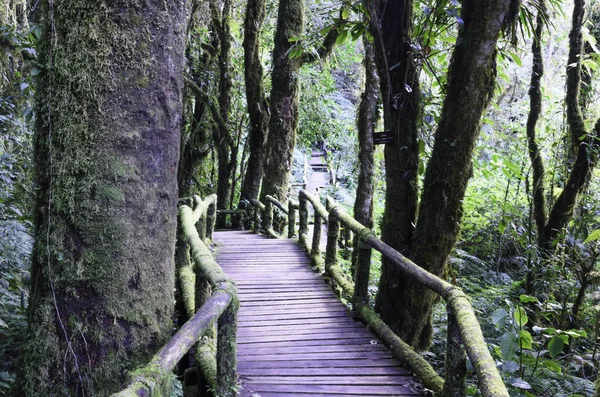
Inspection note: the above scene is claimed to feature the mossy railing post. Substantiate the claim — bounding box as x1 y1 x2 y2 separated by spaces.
288 200 298 238
263 199 273 233
442 310 467 397
311 204 322 258
299 192 309 251
216 289 239 397
352 233 372 307
325 210 340 275
196 197 207 242
253 206 260 233
207 196 217 240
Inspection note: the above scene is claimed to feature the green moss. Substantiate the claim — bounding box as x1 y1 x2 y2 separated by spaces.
16 0 186 395
99 186 126 203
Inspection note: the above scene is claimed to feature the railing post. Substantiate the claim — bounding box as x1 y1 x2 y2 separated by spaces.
198 215 207 242
352 234 372 307
311 211 322 257
235 201 246 230
325 211 340 275
216 295 239 397
288 201 297 238
299 193 309 250
442 309 467 397
207 196 216 241
253 206 260 233
263 200 273 233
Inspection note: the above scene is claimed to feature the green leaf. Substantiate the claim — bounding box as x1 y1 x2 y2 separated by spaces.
542 359 562 373
508 52 523 67
341 8 350 19
548 335 564 358
519 294 538 303
492 308 509 328
562 329 587 338
335 28 348 45
500 331 518 361
507 377 531 389
514 306 528 327
518 329 533 349
502 360 519 373
584 230 600 244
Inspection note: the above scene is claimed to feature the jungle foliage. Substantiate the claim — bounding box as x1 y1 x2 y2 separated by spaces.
1 0 600 395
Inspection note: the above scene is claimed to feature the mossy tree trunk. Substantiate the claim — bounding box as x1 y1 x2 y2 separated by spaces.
260 0 304 204
368 0 421 344
525 0 600 292
525 0 547 247
178 11 219 197
539 0 600 251
375 0 513 349
240 0 270 203
260 0 340 203
15 1 186 395
352 37 378 271
211 0 237 227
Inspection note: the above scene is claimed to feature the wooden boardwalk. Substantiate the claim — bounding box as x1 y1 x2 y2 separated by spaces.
214 230 424 397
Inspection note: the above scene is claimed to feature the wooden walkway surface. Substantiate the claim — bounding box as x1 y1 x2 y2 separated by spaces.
214 230 424 397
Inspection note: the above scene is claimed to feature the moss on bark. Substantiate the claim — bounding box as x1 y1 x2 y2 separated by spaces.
376 0 512 350
16 1 186 395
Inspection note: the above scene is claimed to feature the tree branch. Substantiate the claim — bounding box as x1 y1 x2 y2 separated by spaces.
184 77 230 140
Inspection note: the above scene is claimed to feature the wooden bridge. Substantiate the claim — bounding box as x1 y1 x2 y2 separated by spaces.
112 189 510 397
216 230 422 396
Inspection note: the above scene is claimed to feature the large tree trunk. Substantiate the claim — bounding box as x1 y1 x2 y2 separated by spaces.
352 37 378 270
15 1 186 395
240 0 270 202
370 0 421 341
260 0 304 203
540 0 600 250
377 0 512 350
260 1 340 203
213 0 235 227
526 0 548 246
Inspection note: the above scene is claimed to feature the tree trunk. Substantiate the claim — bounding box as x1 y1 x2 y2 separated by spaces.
352 37 378 271
260 0 304 204
15 1 186 395
378 0 512 349
240 0 269 202
214 0 234 227
260 1 340 203
540 0 600 250
526 0 547 245
370 0 421 342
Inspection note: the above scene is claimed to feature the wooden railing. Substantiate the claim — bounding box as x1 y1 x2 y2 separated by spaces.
112 195 238 397
243 190 509 397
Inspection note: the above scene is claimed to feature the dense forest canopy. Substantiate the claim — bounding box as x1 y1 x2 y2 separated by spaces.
1 0 600 395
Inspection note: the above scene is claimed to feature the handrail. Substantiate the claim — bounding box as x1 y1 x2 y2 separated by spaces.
112 195 238 397
248 189 509 397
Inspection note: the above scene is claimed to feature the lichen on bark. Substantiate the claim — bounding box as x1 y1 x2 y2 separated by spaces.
15 1 187 395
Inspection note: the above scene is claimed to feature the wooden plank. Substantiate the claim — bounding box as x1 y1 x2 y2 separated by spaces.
238 351 394 361
242 384 415 395
241 375 409 385
237 343 388 356
241 393 418 397
238 332 373 344
239 317 355 328
238 366 408 376
239 358 400 369
238 337 377 348
238 309 353 320
239 299 343 308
